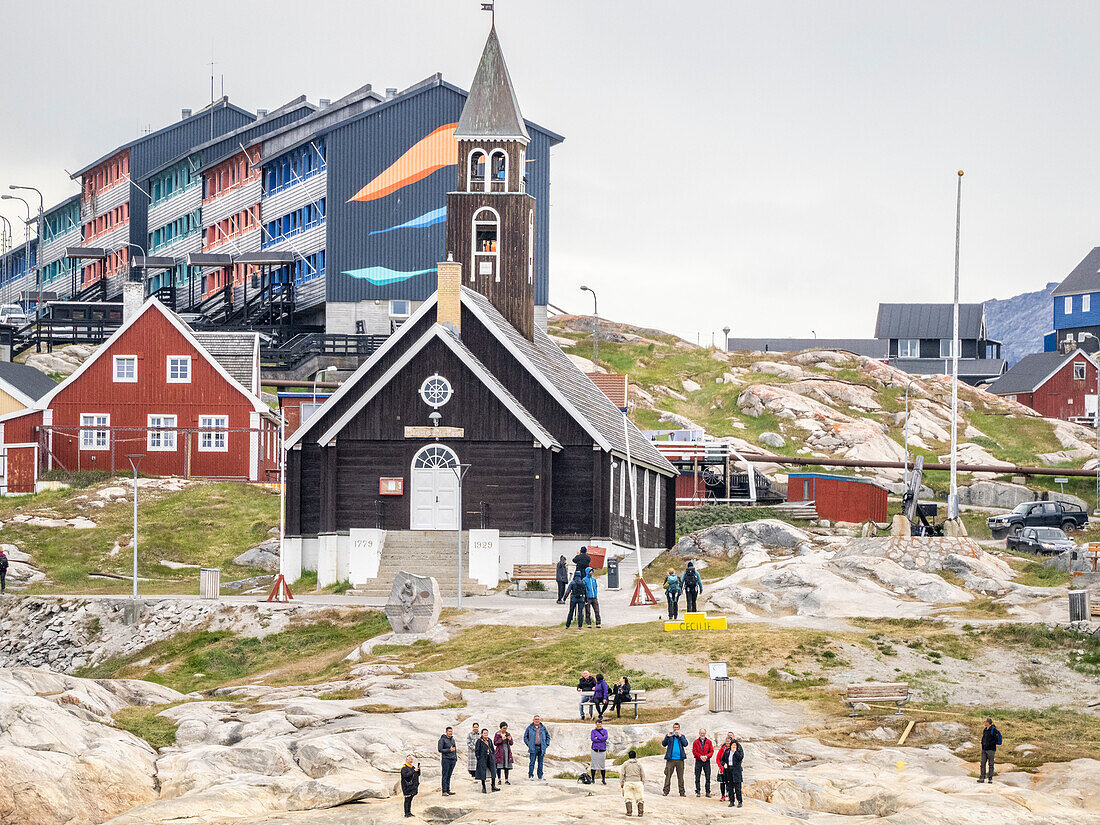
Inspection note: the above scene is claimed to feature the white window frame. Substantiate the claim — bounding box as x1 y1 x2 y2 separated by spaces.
1084 294 1092 313
939 339 957 358
113 355 137 383
643 469 650 524
389 300 411 318
467 148 488 192
471 206 501 284
79 413 110 450
654 473 661 528
166 355 191 383
897 339 919 359
1065 296 1073 314
619 460 626 517
147 414 178 451
1074 362 1086 380
198 415 229 452
489 149 508 187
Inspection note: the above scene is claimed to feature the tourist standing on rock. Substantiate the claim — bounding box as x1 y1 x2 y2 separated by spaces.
683 562 703 613
494 722 514 785
467 722 481 778
716 736 729 801
583 566 602 628
611 675 632 718
590 719 609 784
692 728 713 797
620 748 645 817
565 570 588 629
524 715 551 780
720 733 744 808
577 670 597 718
475 727 499 793
401 755 420 818
979 717 1002 784
663 569 682 621
0 547 8 594
573 545 592 575
591 672 611 719
437 726 458 796
661 722 689 797
556 555 569 603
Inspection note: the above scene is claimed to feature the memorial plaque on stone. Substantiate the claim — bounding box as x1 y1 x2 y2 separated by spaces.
384 571 442 634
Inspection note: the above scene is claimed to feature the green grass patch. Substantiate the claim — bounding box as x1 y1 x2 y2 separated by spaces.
113 704 180 748
979 623 1100 676
38 468 112 488
1008 559 1071 588
77 610 389 693
613 738 665 765
967 413 1062 465
676 504 802 539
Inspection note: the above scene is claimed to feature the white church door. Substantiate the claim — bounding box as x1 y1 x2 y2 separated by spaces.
410 444 460 530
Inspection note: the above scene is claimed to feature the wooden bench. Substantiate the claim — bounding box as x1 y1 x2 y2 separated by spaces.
841 682 911 716
580 689 647 720
1090 596 1100 619
511 564 558 594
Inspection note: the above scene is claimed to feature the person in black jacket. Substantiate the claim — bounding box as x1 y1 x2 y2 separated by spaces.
475 727 499 793
683 562 703 613
555 556 569 603
565 570 588 630
979 717 1002 783
611 675 632 718
577 670 597 719
573 546 591 575
437 726 458 795
400 755 420 817
0 547 8 594
720 733 744 808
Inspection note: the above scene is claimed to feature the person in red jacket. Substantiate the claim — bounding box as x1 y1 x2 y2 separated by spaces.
692 728 714 797
716 737 729 801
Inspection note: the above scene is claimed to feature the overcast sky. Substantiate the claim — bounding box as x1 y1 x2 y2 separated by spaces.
1 1 1097 341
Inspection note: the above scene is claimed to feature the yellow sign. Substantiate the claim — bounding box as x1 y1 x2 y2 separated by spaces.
404 426 464 439
664 612 727 632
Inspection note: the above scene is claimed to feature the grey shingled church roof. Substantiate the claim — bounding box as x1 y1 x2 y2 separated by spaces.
989 351 1083 395
875 303 988 340
462 288 674 474
1051 248 1100 297
454 26 530 141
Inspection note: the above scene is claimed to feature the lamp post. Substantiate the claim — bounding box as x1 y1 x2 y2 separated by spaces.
580 285 599 366
1 195 31 310
450 462 472 609
903 378 918 486
125 454 146 599
9 186 44 322
722 326 730 352
0 216 10 304
948 171 963 522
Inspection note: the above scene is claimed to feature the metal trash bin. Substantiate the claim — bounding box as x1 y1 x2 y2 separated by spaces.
709 677 734 712
1069 589 1089 622
606 558 620 590
200 568 221 600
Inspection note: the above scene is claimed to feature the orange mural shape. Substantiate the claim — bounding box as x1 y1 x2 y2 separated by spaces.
348 123 458 203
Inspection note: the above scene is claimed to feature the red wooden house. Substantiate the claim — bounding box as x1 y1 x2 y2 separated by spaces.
989 349 1099 423
788 473 888 523
0 296 279 493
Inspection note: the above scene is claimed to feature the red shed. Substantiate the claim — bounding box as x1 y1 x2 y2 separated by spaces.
787 473 888 523
989 349 1098 423
0 296 279 493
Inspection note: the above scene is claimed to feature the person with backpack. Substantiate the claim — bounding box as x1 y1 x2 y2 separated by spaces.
400 755 420 817
683 562 703 613
620 748 645 817
720 733 744 808
555 555 569 603
583 566 602 628
573 546 592 575
692 727 714 797
663 569 682 620
565 570 588 629
523 715 551 780
661 722 689 797
979 716 1002 783
0 547 8 594
589 719 609 784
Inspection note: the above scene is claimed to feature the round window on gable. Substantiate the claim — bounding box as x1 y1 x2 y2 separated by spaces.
419 373 453 408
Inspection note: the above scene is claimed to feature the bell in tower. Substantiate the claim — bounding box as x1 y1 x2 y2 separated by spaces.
445 22 536 340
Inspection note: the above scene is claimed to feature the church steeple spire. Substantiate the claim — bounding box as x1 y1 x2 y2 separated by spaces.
454 25 530 143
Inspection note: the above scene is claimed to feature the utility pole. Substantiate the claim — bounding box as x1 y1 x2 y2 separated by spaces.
948 171 963 523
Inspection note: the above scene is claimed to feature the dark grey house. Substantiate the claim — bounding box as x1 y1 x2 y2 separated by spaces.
874 303 1005 385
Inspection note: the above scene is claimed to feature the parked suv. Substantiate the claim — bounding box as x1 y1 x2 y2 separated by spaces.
0 303 29 327
987 500 1089 538
1005 526 1077 555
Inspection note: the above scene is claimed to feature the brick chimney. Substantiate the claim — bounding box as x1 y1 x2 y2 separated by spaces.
123 281 143 323
436 254 461 333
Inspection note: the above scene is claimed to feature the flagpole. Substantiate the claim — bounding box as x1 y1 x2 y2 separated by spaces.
948 171 963 522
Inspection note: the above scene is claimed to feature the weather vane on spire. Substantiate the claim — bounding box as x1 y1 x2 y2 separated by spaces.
481 1 495 26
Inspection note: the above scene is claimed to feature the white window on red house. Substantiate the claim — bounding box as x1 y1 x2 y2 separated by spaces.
79 414 110 450
167 356 191 383
113 355 137 382
1074 362 1086 380
198 415 228 451
148 415 178 451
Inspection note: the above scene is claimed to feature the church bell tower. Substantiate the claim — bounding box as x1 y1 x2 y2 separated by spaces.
445 23 536 340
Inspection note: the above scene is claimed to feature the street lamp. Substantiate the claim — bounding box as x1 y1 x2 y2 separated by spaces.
9 186 44 321
0 216 10 304
450 462 472 609
948 171 963 523
722 326 730 352
903 378 918 486
580 285 599 366
125 454 146 599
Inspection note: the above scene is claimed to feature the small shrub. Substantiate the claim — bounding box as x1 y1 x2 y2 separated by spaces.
525 580 546 591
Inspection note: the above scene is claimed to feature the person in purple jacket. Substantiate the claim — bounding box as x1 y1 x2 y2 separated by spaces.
591 672 611 720
590 719 609 784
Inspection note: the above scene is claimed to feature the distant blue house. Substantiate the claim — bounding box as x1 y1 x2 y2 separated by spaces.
1047 248 1100 352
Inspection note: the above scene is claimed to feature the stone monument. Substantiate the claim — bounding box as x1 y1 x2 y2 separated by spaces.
384 571 441 634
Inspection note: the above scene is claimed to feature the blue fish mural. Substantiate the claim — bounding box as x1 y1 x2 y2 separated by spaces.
343 266 437 286
368 207 447 237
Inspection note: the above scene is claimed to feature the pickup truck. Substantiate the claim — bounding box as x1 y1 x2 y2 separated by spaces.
1005 526 1077 555
987 500 1089 538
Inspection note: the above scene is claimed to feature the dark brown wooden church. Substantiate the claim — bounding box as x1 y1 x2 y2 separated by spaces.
281 24 677 587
